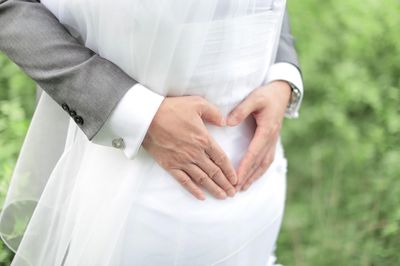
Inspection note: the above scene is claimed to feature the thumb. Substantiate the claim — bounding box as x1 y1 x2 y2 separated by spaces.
226 96 257 126
198 101 225 126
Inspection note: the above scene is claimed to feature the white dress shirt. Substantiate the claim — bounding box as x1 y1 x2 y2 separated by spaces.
91 62 303 159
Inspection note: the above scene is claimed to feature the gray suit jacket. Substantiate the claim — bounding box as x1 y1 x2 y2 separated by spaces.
0 0 299 141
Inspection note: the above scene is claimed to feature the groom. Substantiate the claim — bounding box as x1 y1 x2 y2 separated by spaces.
0 0 303 200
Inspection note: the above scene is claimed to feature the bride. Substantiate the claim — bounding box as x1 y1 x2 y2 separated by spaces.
0 0 303 265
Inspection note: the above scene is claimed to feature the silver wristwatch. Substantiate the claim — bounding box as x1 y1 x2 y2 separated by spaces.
284 81 303 118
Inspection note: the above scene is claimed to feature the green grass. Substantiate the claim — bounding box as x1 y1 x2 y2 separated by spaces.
0 0 399 265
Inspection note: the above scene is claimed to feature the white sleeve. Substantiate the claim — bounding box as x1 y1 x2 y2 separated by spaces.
264 62 304 118
91 83 165 159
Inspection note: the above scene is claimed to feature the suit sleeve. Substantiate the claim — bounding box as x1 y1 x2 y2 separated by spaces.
0 0 138 140
265 7 304 118
274 7 301 70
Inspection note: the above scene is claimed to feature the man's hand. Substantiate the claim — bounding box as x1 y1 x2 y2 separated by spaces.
226 81 291 191
142 96 238 201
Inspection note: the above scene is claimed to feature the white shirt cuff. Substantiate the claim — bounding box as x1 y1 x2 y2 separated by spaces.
91 83 165 159
264 62 304 118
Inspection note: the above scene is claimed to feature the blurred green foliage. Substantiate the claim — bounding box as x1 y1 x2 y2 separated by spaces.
0 0 399 265
0 52 36 264
278 0 400 265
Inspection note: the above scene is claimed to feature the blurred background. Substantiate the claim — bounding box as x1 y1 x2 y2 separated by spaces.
0 0 399 265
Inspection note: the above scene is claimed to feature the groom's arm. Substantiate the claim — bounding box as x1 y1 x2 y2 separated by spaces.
276 8 301 69
265 8 304 118
0 0 165 158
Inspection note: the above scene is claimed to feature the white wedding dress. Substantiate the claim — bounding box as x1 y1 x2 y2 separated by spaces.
0 0 288 265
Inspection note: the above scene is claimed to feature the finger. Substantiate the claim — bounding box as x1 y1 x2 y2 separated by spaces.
235 143 269 190
197 99 225 126
185 163 233 199
205 136 238 185
241 158 269 191
226 94 261 126
236 126 279 189
169 169 206 201
236 160 259 190
236 126 269 185
241 134 279 191
194 157 230 199
242 153 274 191
241 176 257 192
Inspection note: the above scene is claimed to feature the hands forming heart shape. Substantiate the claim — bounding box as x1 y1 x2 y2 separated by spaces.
142 81 291 200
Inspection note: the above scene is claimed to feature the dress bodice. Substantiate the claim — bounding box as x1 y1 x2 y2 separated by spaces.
42 0 285 109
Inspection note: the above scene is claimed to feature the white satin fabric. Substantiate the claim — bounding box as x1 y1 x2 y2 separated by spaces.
0 0 288 265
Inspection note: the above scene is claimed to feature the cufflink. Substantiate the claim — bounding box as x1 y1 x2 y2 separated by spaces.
112 137 125 149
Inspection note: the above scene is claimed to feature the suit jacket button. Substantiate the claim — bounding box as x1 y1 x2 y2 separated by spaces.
69 110 77 117
62 103 69 111
74 116 84 125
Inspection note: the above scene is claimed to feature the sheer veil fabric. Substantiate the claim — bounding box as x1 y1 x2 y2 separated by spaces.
0 0 288 265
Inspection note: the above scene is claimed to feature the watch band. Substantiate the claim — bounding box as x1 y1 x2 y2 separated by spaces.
285 81 302 118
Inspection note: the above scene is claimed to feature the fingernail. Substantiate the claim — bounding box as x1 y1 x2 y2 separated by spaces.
242 184 249 191
231 176 238 185
227 188 236 197
219 191 227 199
227 115 238 126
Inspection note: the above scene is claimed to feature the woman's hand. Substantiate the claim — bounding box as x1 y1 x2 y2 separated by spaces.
142 95 238 201
226 81 291 191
